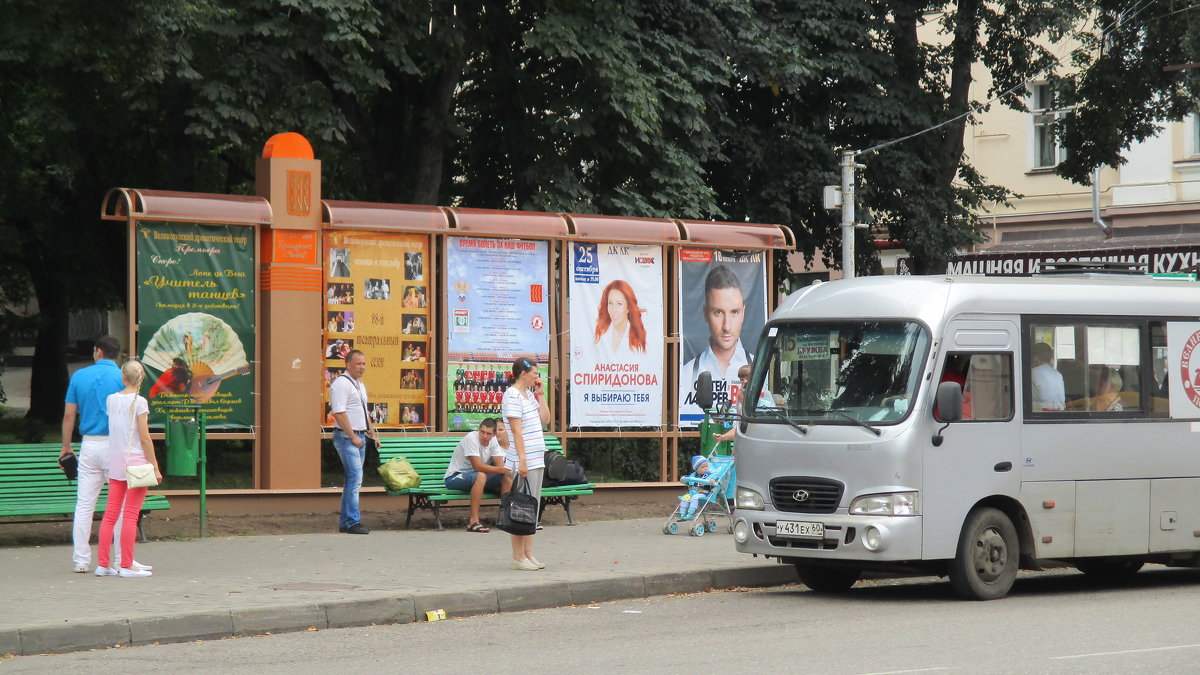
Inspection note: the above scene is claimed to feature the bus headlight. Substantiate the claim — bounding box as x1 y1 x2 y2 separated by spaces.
849 492 920 516
736 487 764 510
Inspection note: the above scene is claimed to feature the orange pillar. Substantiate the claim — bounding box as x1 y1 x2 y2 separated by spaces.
256 133 323 488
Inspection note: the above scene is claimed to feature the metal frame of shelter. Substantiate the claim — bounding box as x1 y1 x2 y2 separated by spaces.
101 134 794 488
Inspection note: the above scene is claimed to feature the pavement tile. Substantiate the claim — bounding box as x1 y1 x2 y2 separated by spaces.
324 595 416 628
0 628 22 656
569 576 647 605
19 619 131 655
497 581 572 613
412 589 498 619
231 604 327 636
129 611 235 645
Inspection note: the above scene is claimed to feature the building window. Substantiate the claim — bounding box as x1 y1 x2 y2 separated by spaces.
1192 112 1200 156
1030 83 1067 169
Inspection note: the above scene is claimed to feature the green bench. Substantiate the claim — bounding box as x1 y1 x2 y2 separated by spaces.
377 436 594 531
0 443 171 541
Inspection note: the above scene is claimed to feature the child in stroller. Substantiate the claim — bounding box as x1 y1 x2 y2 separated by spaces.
680 455 716 520
663 453 735 536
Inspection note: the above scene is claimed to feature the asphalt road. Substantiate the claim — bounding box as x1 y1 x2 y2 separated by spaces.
8 566 1200 673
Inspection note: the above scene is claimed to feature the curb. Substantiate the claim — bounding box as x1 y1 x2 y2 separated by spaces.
6 564 798 656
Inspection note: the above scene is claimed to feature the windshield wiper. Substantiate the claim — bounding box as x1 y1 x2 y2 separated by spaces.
750 406 808 436
826 408 882 436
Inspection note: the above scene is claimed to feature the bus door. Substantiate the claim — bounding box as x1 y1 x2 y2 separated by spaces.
923 319 1019 559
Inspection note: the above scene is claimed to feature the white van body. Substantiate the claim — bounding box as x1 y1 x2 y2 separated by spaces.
731 274 1200 599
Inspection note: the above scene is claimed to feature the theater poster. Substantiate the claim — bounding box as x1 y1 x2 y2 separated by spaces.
676 248 767 427
568 242 664 427
323 231 430 429
445 236 551 431
135 221 255 429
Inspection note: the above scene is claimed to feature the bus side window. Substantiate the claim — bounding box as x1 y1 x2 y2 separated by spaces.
936 352 1013 422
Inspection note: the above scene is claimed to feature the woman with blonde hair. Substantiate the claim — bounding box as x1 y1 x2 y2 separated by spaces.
95 360 162 578
593 279 648 357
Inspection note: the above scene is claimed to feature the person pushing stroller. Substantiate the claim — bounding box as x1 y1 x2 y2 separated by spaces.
679 455 717 521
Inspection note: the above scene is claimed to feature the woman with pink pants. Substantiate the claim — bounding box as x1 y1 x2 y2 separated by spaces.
95 361 163 578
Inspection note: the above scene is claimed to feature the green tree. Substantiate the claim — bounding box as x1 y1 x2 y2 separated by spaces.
1055 1 1200 184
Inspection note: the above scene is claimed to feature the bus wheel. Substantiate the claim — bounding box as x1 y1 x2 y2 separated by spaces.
1074 558 1144 580
950 507 1019 600
794 564 861 593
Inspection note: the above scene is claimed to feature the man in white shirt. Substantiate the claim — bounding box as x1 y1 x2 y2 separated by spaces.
329 350 373 534
444 419 509 532
1031 342 1066 411
679 265 752 425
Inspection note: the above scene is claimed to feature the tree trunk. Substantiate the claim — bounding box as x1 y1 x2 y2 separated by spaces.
405 6 468 205
23 240 70 425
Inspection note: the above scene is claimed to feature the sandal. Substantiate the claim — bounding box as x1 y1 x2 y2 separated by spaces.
467 521 490 533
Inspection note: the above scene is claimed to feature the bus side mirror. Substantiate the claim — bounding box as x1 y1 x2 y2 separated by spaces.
695 370 714 410
932 381 962 447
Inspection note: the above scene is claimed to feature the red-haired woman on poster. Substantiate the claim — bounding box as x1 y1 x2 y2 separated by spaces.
593 279 648 359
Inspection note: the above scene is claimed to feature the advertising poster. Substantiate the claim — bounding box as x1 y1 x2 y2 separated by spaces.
445 236 551 431
677 248 768 427
1167 322 1200 419
323 231 430 429
135 221 255 429
568 242 664 427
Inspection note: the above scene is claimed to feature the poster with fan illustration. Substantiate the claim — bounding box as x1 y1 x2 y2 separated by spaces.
135 221 255 428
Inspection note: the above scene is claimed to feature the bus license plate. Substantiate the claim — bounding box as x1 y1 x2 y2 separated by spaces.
775 520 824 538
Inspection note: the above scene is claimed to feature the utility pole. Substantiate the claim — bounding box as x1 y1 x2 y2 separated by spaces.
825 150 868 279
840 150 857 279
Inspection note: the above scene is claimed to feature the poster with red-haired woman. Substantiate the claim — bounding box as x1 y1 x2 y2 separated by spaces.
568 242 664 427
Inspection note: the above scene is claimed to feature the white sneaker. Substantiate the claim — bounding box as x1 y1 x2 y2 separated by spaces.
509 558 539 571
128 560 153 571
95 566 118 577
527 556 546 569
74 563 89 573
118 567 152 578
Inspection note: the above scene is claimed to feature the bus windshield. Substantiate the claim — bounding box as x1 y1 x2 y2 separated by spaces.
745 320 930 425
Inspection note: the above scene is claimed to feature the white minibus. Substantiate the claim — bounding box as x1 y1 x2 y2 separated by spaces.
729 273 1200 599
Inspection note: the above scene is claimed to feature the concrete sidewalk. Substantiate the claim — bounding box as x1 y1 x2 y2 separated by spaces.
1 517 798 656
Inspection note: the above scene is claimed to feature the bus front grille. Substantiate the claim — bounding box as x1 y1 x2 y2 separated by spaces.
769 477 843 513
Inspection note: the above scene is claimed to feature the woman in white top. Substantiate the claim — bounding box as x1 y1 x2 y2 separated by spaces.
592 279 648 358
502 357 550 571
96 361 162 578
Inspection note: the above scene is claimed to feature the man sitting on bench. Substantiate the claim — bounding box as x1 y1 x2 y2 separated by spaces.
444 418 509 532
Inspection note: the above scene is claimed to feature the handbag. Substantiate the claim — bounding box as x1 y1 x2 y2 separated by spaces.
496 476 538 536
123 393 159 489
543 449 567 482
377 456 421 491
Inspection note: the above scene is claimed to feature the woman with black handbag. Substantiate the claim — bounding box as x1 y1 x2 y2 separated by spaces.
502 357 550 570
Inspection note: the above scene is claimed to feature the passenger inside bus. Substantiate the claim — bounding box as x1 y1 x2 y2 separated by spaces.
1030 342 1065 411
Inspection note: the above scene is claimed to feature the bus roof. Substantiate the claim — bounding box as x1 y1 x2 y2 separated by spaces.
774 274 1200 326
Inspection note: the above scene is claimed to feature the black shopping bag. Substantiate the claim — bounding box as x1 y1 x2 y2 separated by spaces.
496 476 538 536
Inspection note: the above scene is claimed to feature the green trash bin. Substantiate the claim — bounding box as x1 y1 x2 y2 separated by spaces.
166 415 200 477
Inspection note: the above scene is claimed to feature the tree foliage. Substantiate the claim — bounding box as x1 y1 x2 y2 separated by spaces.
1056 1 1200 183
5 0 1187 421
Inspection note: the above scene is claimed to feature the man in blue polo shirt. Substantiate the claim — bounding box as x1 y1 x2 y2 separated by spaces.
60 336 142 573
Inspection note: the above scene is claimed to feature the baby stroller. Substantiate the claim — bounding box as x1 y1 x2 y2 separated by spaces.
662 453 735 537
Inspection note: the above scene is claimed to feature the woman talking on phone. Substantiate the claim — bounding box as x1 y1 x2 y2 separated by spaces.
503 357 550 571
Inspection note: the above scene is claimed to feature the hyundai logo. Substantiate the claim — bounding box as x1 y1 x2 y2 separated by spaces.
792 490 810 502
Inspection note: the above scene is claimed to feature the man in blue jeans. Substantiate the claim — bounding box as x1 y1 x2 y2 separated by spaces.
444 418 508 532
329 349 373 534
